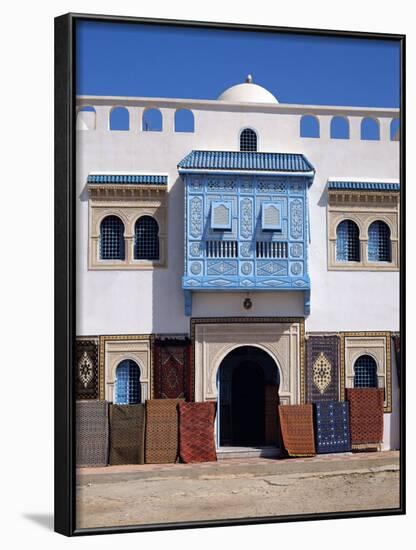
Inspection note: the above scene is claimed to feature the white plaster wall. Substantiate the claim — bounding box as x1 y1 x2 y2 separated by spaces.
76 99 400 336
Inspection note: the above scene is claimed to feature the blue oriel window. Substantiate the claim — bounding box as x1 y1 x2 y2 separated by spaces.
211 201 232 230
100 215 125 260
262 202 282 231
353 355 378 388
336 220 360 262
368 221 391 262
114 360 141 404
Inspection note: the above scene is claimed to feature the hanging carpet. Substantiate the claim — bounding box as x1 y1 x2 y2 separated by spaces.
109 404 146 465
278 404 316 457
76 400 109 467
178 402 217 463
265 385 280 446
314 401 351 454
145 398 184 464
345 388 384 450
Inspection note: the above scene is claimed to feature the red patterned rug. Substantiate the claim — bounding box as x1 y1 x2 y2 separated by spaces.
179 402 217 463
345 388 384 449
278 404 316 457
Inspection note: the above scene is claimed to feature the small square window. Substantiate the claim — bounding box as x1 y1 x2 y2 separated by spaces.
262 202 282 231
211 201 232 230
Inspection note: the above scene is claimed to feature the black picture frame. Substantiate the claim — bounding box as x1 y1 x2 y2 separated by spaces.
54 12 406 537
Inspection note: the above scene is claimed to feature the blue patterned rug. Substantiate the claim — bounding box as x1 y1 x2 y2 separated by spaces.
314 401 351 454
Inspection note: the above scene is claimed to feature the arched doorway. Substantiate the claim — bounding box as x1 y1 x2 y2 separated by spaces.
217 346 279 447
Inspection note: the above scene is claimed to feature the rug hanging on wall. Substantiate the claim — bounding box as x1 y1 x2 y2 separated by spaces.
305 335 340 403
278 404 316 457
345 388 384 450
265 385 280 446
153 338 192 401
178 402 217 463
109 404 146 465
314 401 351 454
392 334 401 388
145 398 184 464
76 400 109 467
75 339 99 400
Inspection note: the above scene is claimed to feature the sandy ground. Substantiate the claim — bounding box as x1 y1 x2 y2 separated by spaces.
76 453 400 529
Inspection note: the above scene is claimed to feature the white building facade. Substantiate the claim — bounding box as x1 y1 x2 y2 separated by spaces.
75 78 400 452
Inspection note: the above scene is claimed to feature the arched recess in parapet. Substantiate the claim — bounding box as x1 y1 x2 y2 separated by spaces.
174 108 195 132
330 116 349 139
109 106 129 131
76 106 96 130
361 117 380 140
300 115 320 138
142 108 163 131
390 118 400 141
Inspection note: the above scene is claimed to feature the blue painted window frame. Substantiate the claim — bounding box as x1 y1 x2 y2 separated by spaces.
353 355 378 388
114 360 141 404
261 201 283 231
368 221 391 262
211 200 232 230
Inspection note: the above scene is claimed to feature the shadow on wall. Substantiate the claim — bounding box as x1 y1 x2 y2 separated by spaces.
152 176 188 334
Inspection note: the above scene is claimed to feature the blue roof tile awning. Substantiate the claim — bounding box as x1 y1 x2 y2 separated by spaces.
178 151 314 173
328 181 399 192
87 174 168 185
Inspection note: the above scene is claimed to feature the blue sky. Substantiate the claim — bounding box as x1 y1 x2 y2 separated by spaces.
76 20 400 108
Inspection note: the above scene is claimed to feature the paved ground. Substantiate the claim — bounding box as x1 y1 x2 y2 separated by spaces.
76 451 400 529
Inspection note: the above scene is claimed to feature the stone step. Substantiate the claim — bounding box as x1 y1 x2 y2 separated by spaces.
217 446 281 459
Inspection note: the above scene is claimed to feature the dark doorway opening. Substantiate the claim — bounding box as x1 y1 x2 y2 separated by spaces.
218 346 279 447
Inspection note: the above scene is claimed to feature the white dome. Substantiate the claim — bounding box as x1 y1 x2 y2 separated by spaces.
217 76 279 104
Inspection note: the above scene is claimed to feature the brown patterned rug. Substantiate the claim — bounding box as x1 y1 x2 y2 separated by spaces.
278 404 316 457
345 388 384 449
109 404 146 465
179 402 217 463
145 399 184 464
76 400 109 467
265 385 280 446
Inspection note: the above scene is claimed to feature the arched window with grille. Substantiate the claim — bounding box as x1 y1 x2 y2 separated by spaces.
336 220 360 261
100 215 125 260
368 221 391 262
353 355 378 388
114 360 141 404
240 128 257 152
134 216 159 260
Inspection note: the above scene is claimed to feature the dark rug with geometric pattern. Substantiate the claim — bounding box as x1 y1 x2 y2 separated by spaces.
314 401 351 454
145 399 184 464
178 402 217 463
109 404 146 465
305 335 340 403
76 400 109 467
278 404 316 457
345 388 384 450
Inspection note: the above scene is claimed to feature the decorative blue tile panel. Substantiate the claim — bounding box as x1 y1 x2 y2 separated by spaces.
180 152 315 315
